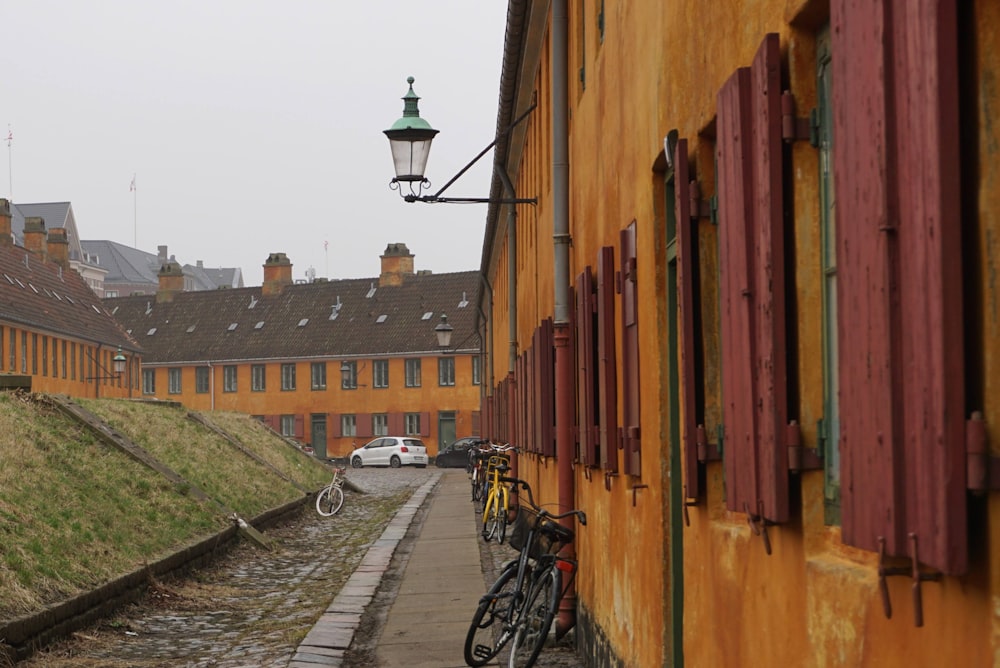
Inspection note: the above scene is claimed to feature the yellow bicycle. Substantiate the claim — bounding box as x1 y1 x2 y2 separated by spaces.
480 445 516 543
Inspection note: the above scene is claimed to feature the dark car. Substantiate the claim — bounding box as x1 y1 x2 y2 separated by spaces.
435 437 485 468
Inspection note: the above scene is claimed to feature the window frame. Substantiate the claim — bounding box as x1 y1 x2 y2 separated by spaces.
281 362 297 391
438 357 455 386
405 358 421 388
310 362 327 390
251 364 266 392
142 368 156 395
168 368 182 394
223 365 237 392
373 359 389 388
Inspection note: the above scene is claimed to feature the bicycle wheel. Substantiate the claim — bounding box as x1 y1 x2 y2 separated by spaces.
496 490 509 544
464 562 520 667
472 471 482 502
483 496 500 541
315 485 344 516
508 565 560 668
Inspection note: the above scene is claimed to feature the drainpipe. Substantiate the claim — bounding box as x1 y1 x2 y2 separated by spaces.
498 166 519 477
551 0 576 639
477 272 495 437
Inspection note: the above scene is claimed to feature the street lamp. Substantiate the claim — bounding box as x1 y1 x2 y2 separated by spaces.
434 313 454 349
87 345 127 381
385 77 538 205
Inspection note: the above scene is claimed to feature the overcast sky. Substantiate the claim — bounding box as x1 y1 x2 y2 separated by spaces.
2 1 508 286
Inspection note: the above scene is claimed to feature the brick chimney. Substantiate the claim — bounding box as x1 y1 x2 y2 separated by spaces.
262 252 293 296
0 199 11 246
379 243 415 287
157 260 184 303
23 217 47 260
47 227 70 269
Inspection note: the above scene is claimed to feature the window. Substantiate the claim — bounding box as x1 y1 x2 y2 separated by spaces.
8 328 14 371
472 355 481 385
341 414 357 437
438 357 455 386
404 413 421 436
223 365 237 392
195 367 210 394
373 413 388 436
42 336 48 376
341 360 357 389
251 364 266 391
142 369 156 395
61 340 67 378
373 359 389 388
31 333 38 374
817 26 840 523
405 359 421 387
168 368 182 394
281 363 297 391
311 362 327 390
280 415 295 437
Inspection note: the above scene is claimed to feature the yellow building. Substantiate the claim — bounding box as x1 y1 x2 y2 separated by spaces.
0 199 139 398
469 1 999 666
107 244 482 459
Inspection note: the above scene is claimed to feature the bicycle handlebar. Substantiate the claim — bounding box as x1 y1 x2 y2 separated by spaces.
499 476 587 526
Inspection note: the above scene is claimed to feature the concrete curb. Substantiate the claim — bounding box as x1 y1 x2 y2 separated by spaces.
288 471 443 667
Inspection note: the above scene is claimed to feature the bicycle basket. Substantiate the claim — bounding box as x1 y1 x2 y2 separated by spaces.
508 508 556 559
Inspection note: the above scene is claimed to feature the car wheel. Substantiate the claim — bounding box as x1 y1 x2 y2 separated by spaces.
351 456 363 469
390 455 401 468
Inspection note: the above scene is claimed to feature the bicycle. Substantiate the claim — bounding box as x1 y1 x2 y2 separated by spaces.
480 445 516 542
315 466 347 516
468 440 492 503
464 477 586 668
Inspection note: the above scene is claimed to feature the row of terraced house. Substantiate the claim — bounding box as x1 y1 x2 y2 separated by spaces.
0 199 483 458
468 1 1000 666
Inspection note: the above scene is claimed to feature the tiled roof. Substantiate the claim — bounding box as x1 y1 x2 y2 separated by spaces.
11 202 86 262
81 240 160 286
106 271 481 364
0 243 140 352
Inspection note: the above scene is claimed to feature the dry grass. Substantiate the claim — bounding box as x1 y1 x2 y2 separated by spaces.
0 393 327 623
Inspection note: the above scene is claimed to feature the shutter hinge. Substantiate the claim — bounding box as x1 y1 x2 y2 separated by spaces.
781 91 818 147
744 499 774 556
787 419 823 472
689 180 718 223
967 411 999 493
696 424 722 462
877 534 942 628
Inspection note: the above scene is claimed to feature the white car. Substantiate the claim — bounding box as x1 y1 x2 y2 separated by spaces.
350 437 428 469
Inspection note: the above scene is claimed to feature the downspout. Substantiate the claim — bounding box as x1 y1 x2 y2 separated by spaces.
498 166 519 477
551 0 576 638
477 272 495 436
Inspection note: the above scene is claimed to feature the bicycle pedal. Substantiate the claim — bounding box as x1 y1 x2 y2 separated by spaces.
472 644 493 661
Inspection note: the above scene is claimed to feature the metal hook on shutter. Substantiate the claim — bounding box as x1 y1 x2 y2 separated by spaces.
877 534 942 627
743 500 773 555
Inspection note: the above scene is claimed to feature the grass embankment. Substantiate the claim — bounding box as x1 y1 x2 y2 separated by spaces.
0 394 333 622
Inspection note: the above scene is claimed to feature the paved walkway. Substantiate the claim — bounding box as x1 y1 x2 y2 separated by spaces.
289 468 483 667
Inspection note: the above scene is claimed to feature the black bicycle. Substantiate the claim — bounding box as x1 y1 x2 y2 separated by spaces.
464 477 585 668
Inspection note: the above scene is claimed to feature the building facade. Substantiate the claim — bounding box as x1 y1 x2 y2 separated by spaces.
0 199 140 398
107 245 482 459
476 1 999 666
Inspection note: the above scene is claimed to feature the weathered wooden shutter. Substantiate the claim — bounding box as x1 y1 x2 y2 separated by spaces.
675 138 702 499
389 412 404 435
620 223 641 475
536 319 556 457
832 0 965 574
471 410 481 437
576 268 599 467
356 414 372 438
294 414 305 439
330 413 342 438
717 65 760 517
597 246 620 472
420 411 430 437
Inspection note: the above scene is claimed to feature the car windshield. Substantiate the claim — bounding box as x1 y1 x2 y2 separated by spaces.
403 439 425 449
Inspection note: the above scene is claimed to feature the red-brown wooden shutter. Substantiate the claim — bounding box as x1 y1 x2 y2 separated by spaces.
471 410 481 437
389 412 404 435
620 223 641 476
420 411 430 437
537 319 555 457
330 413 342 437
716 34 790 524
576 268 599 467
356 414 372 438
294 414 305 439
676 138 702 499
833 0 965 573
749 33 789 523
597 246 619 473
717 65 760 517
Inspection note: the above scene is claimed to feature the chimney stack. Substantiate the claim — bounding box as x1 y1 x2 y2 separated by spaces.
0 199 11 246
23 217 47 261
379 242 415 287
47 227 70 269
262 252 293 296
157 260 184 303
